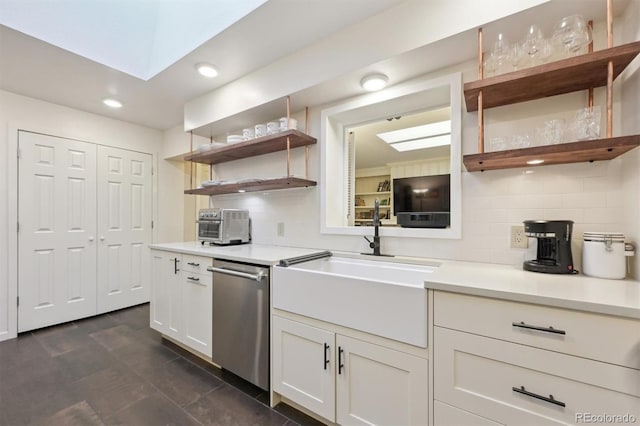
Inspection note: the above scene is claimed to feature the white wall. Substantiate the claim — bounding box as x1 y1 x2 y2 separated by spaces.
0 90 163 341
620 0 640 277
197 15 639 277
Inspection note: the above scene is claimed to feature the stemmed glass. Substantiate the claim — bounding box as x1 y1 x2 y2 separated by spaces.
552 15 592 56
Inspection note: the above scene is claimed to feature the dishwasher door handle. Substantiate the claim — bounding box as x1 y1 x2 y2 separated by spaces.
207 266 266 282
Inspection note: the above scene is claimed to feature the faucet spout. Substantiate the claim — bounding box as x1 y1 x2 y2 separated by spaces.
362 198 382 256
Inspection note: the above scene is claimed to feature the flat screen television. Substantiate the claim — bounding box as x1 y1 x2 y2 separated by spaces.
393 174 450 228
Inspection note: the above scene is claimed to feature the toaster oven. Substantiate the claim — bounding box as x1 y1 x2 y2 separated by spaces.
198 208 250 245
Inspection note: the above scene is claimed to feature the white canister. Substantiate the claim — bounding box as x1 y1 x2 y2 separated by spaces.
582 232 633 279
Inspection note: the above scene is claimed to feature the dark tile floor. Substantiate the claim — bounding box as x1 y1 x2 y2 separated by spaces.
0 304 323 426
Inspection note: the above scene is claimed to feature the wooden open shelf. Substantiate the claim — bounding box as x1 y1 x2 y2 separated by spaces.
464 41 640 112
463 135 640 172
184 177 317 196
184 129 317 165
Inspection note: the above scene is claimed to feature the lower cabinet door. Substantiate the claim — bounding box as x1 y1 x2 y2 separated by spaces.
150 250 173 334
272 316 336 422
182 272 212 357
434 327 640 425
336 334 428 426
434 400 503 426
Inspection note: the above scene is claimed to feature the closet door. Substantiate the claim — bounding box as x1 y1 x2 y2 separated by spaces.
96 147 152 313
18 131 97 332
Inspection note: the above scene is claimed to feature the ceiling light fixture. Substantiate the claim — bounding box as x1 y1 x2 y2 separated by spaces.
103 98 123 108
196 63 218 78
526 159 545 165
360 73 388 91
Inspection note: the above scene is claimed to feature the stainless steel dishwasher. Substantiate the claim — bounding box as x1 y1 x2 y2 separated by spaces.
207 259 269 390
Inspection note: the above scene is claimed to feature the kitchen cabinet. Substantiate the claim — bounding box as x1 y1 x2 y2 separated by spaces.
463 15 640 172
272 315 428 425
183 98 317 196
150 250 212 358
432 291 640 425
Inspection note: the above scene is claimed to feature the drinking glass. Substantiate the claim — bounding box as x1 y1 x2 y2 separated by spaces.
552 15 592 57
491 33 511 74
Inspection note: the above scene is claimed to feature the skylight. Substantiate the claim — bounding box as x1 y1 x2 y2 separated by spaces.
376 120 451 152
0 0 268 80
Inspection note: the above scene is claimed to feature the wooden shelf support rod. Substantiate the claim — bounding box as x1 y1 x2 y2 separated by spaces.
286 96 292 177
305 106 310 179
477 27 485 154
606 0 614 137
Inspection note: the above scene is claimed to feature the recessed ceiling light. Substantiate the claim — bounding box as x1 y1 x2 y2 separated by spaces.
103 98 122 108
196 63 218 78
526 159 545 165
360 73 388 91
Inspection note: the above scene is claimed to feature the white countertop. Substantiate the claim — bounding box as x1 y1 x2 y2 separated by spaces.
148 242 640 319
425 260 640 320
149 241 326 266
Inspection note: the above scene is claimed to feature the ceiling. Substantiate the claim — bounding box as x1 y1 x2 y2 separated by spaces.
0 0 268 80
0 0 631 132
352 107 451 169
0 0 405 130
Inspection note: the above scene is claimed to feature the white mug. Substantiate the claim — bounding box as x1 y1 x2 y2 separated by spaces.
255 123 267 138
266 121 280 134
242 128 255 140
279 117 298 130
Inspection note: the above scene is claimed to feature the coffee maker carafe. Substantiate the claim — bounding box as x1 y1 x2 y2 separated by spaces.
523 220 576 274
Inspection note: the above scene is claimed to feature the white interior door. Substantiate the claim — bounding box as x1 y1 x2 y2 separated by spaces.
18 131 98 332
97 146 152 313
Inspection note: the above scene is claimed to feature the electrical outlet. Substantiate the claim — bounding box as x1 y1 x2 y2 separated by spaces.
510 225 528 248
277 222 285 237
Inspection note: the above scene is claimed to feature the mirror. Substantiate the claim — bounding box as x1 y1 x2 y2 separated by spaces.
320 72 462 239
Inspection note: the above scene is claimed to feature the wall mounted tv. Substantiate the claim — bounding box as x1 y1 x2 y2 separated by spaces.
393 174 450 228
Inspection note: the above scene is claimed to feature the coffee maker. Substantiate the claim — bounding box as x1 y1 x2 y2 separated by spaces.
523 220 576 274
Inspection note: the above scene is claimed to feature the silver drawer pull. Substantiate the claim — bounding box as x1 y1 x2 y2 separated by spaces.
512 386 566 407
512 321 566 335
187 262 200 266
207 266 265 282
187 276 200 281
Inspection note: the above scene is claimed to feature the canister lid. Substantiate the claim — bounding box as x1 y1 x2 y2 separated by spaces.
583 231 625 242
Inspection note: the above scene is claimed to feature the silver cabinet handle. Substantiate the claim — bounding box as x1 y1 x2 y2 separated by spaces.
99 236 105 241
207 266 265 282
88 236 94 242
187 262 200 266
187 276 200 281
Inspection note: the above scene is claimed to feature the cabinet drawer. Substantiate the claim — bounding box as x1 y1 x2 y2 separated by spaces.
434 400 502 426
182 254 212 274
434 291 640 369
434 327 640 425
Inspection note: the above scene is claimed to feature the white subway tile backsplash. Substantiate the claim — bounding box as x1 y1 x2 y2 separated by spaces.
583 207 619 224
561 193 607 209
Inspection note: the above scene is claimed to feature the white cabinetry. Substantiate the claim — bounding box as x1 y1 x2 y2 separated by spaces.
432 291 640 425
272 315 428 425
150 250 212 358
182 257 213 356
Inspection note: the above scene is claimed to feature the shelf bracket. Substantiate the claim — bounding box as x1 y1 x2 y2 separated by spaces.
606 0 614 138
477 27 485 154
